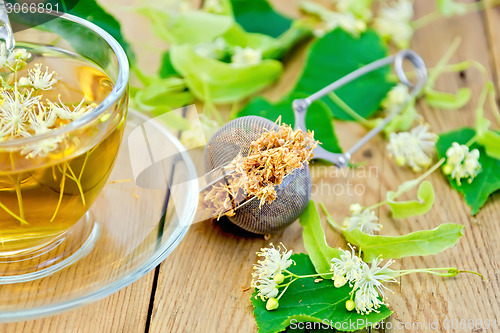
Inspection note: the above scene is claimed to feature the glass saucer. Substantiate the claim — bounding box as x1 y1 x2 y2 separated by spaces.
0 110 198 322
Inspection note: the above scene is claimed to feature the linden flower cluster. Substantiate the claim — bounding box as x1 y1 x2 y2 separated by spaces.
387 124 438 172
0 47 96 158
381 83 410 114
343 203 382 235
443 142 482 185
331 247 397 315
193 37 263 68
300 1 366 37
251 243 294 311
374 0 414 49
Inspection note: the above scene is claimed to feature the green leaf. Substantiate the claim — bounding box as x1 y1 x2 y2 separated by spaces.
387 181 435 219
139 8 233 45
292 29 393 120
437 127 500 215
69 0 135 62
230 0 292 38
425 88 472 110
134 77 194 114
237 94 342 153
222 22 312 60
478 130 500 160
170 44 283 104
343 224 465 262
252 253 392 333
299 201 343 278
159 52 180 78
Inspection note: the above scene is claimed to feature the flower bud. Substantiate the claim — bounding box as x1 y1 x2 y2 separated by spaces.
395 155 406 166
442 164 452 175
346 300 356 312
273 273 285 285
334 275 347 288
266 298 279 311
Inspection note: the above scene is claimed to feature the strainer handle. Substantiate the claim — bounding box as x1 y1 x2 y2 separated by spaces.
293 49 427 168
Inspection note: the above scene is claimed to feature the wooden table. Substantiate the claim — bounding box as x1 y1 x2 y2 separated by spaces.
3 1 500 332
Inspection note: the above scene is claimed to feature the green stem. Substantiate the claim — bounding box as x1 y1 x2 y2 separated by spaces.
328 92 370 125
426 37 462 90
51 163 67 223
14 179 24 222
396 267 487 281
0 200 29 225
318 201 342 232
366 200 388 211
412 1 497 30
277 277 297 300
388 60 487 82
65 162 86 206
229 101 240 120
412 11 441 30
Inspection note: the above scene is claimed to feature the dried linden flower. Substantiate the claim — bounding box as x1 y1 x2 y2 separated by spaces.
201 122 318 219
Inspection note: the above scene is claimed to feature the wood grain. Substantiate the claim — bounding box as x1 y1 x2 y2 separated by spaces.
3 1 500 332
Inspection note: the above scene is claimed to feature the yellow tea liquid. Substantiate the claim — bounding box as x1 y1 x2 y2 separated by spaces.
0 46 125 254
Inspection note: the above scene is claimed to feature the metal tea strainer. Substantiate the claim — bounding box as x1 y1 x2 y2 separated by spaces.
201 49 427 234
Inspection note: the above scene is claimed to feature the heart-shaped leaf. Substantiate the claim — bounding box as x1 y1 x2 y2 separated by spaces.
230 0 292 38
252 253 392 333
292 29 393 120
437 127 500 214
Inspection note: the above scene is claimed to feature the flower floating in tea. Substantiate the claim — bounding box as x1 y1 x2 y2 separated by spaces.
0 48 96 158
202 123 318 219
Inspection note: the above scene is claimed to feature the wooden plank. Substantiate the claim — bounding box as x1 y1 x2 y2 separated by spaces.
380 1 500 331
149 1 500 333
484 1 500 92
0 272 154 333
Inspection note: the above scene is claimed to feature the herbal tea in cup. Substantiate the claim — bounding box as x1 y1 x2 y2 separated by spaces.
0 43 127 255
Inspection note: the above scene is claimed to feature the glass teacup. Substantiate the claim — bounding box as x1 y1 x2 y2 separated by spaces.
0 12 128 261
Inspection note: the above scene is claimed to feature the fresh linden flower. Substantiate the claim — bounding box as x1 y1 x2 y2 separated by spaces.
374 0 414 49
21 136 62 158
333 0 373 20
443 142 482 185
300 1 365 37
353 258 397 315
180 114 219 149
252 277 279 301
29 104 57 134
231 47 262 68
323 11 366 36
20 64 58 90
343 205 382 235
331 245 363 284
387 124 438 172
0 88 39 137
381 83 410 113
48 96 95 121
194 38 227 60
252 243 293 280
204 0 224 13
0 46 31 71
